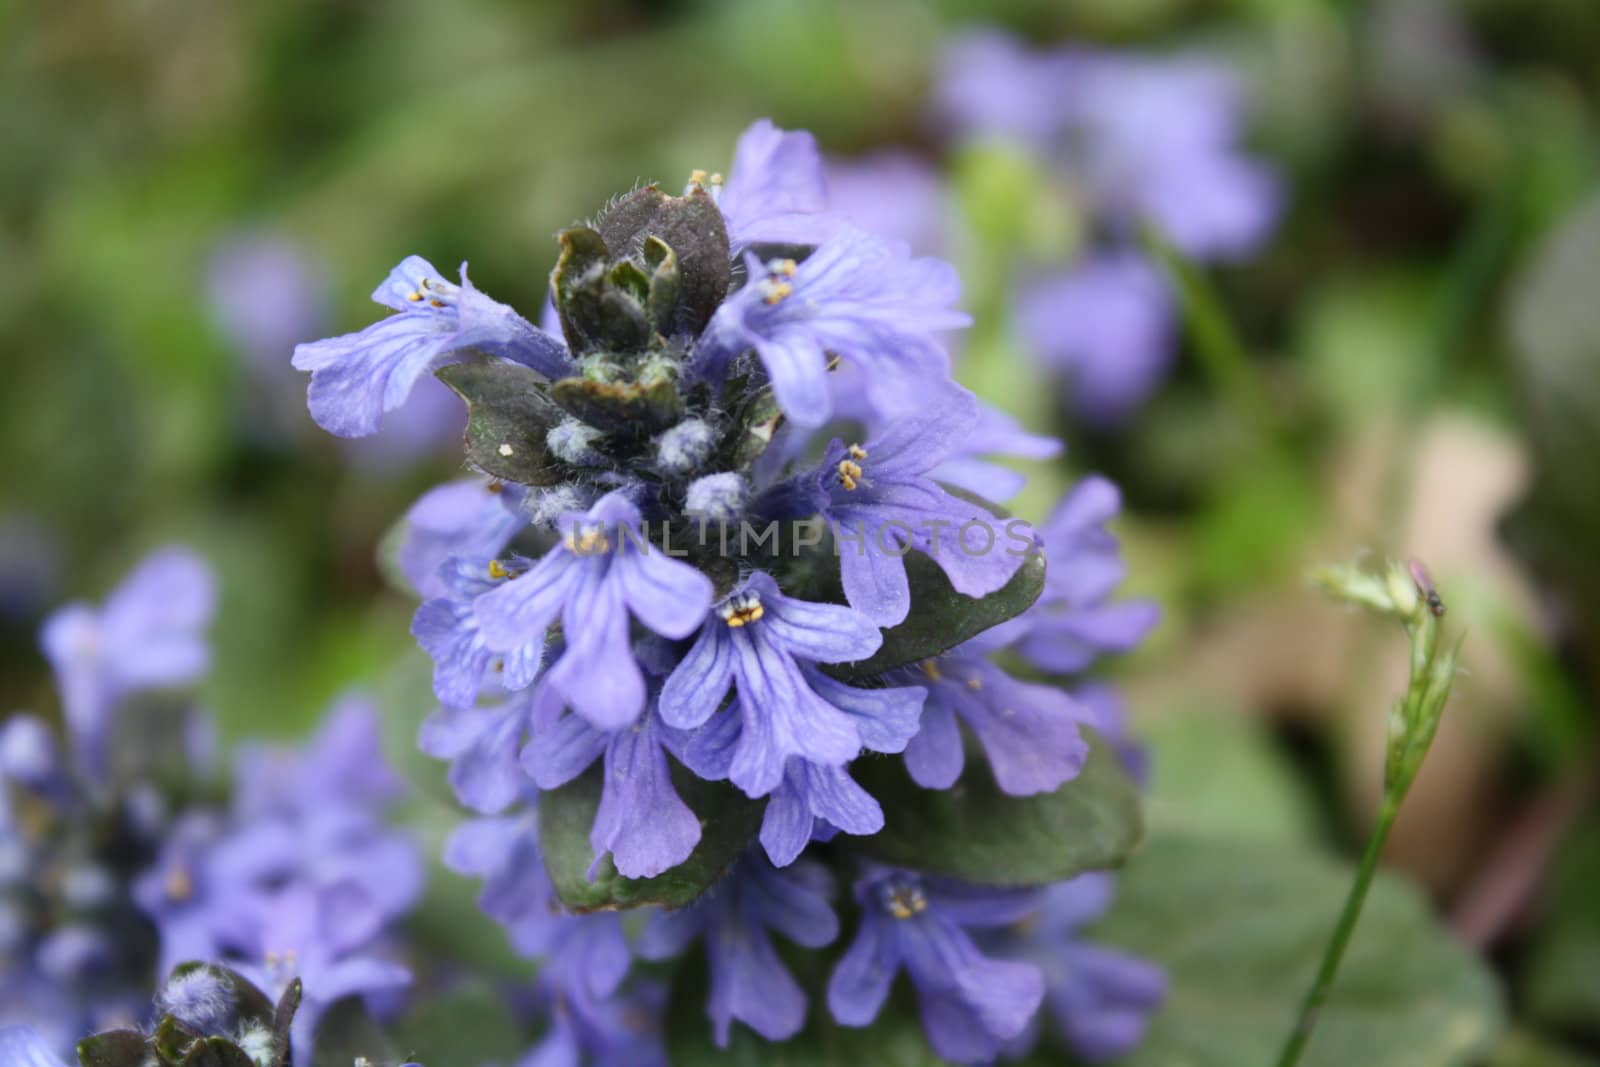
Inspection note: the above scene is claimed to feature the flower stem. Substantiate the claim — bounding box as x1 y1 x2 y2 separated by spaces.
1274 791 1403 1067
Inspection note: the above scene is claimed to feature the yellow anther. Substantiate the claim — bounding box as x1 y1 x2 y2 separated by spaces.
487 559 511 580
848 444 867 460
564 528 611 556
887 886 927 919
763 280 794 305
709 172 724 187
689 169 708 186
838 459 863 490
430 299 446 308
720 592 765 628
920 659 943 681
966 676 982 691
406 291 425 302
774 258 798 278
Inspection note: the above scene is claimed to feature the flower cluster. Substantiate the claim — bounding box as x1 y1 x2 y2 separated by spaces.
293 118 1163 1062
831 30 1283 426
3 550 420 1065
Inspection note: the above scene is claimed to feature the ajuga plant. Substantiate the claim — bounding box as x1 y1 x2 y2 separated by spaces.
1 550 420 1066
289 120 1164 1064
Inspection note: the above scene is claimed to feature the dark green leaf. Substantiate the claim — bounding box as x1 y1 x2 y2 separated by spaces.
1096 832 1504 1067
549 369 680 435
643 236 681 335
309 998 392 1067
595 185 729 336
180 1040 257 1067
76 1030 148 1067
827 544 1045 681
273 977 302 1064
436 361 565 485
153 1017 193 1067
386 983 524 1066
540 764 761 912
848 729 1143 884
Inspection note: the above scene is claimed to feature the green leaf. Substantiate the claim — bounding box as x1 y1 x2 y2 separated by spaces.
76 1030 148 1067
826 497 1045 681
540 764 761 912
1095 832 1505 1067
179 1040 257 1067
595 185 729 336
385 982 525 1066
436 361 565 485
848 729 1143 885
549 369 681 435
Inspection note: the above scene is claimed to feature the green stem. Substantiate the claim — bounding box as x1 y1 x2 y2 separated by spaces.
1142 228 1284 445
1274 793 1404 1067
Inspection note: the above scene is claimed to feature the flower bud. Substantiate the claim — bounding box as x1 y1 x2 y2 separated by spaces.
657 418 717 475
685 472 748 521
547 418 605 466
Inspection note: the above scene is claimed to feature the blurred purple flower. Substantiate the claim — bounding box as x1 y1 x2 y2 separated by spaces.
828 868 1043 1064
825 151 948 256
40 546 215 775
638 854 837 1046
394 479 530 601
518 914 665 1067
715 119 831 251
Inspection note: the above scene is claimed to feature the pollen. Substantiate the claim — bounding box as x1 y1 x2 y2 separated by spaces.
487 559 511 580
921 658 943 681
720 592 765 628
848 444 867 460
772 258 798 278
887 885 928 920
965 676 982 691
564 527 611 556
837 458 863 490
763 280 794 305
498 443 515 457
405 291 424 302
689 168 708 186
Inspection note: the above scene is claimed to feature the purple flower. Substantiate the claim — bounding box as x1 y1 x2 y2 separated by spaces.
40 546 215 774
825 151 948 256
292 255 571 438
935 32 1074 150
133 812 245 974
997 476 1159 674
638 855 837 1046
393 479 530 600
208 235 328 373
678 699 892 867
828 868 1043 1064
233 694 405 819
474 492 713 731
413 557 544 709
690 230 969 427
0 1027 68 1067
519 914 665 1067
1018 252 1176 426
443 808 561 952
1001 874 1166 1063
659 572 923 798
234 881 412 1065
897 646 1089 796
420 693 537 815
801 388 1029 627
1061 54 1282 261
715 119 831 251
522 698 702 880
929 400 1062 503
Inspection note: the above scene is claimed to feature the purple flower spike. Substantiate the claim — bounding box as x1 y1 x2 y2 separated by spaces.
715 119 831 251
691 230 968 427
659 571 923 797
474 492 713 731
828 869 1044 1065
523 698 702 880
638 855 837 1046
1003 874 1167 1063
292 256 571 438
805 387 1029 627
899 646 1089 796
40 545 215 774
413 556 544 709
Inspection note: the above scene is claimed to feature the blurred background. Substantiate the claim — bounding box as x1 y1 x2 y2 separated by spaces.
3 0 1599 1061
